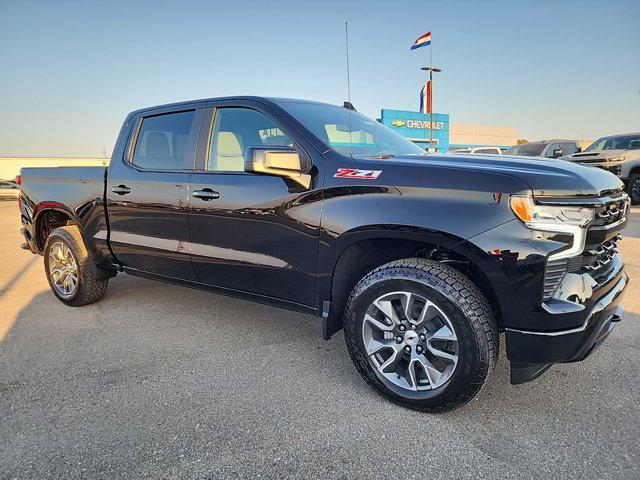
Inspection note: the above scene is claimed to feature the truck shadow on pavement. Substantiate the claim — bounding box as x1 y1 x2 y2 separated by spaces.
0 255 37 303
1 273 638 478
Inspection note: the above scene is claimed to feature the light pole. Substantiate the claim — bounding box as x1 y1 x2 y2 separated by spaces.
421 66 442 151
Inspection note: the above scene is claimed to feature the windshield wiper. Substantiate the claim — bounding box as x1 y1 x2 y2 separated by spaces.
362 154 396 159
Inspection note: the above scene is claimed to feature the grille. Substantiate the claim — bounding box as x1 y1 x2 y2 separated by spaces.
543 235 622 302
591 196 629 227
574 157 604 164
599 165 622 176
543 259 569 301
581 234 622 282
542 194 628 303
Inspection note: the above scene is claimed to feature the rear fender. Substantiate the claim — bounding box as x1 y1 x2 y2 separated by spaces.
32 204 117 278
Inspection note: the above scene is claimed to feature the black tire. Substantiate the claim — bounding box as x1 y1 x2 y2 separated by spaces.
627 174 640 205
344 258 498 413
44 225 109 306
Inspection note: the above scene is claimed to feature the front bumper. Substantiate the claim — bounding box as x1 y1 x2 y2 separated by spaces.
506 271 628 384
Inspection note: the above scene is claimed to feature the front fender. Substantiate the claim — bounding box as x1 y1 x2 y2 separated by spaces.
316 184 519 300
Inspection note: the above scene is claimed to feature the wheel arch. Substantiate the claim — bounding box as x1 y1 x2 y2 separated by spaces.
33 203 79 252
628 164 640 176
321 226 503 339
36 207 117 281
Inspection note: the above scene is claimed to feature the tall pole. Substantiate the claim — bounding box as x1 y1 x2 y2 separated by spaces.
345 21 353 157
429 40 433 151
420 35 441 153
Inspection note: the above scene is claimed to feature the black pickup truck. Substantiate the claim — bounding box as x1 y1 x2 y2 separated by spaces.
17 97 630 412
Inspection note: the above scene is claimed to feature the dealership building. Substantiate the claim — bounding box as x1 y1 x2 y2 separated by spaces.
379 109 519 152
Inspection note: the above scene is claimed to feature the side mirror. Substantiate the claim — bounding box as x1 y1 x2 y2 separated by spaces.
575 147 582 153
244 146 311 189
552 148 563 158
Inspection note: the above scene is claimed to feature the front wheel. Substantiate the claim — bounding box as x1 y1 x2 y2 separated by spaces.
44 225 109 306
627 174 640 205
344 258 498 413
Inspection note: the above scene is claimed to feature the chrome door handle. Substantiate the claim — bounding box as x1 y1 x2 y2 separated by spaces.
111 185 131 195
192 188 220 201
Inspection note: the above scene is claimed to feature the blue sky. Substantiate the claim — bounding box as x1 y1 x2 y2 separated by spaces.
1 0 638 156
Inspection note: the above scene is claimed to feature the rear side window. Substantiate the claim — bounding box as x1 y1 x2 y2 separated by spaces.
131 111 196 170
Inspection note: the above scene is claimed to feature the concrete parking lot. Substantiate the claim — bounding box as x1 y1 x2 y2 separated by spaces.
0 200 638 479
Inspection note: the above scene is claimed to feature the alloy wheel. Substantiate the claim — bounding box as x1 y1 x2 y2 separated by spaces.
361 291 459 392
48 241 79 298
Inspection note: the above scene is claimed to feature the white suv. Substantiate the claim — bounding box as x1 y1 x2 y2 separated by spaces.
450 146 502 155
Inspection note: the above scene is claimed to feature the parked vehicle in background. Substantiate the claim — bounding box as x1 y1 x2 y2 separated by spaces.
449 146 502 155
0 180 19 200
506 140 581 159
560 133 640 204
17 97 630 413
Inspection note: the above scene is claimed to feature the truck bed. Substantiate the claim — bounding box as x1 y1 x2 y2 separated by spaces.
20 166 107 206
19 165 111 264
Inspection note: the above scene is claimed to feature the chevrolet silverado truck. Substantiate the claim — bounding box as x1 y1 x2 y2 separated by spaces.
560 132 640 205
17 97 630 412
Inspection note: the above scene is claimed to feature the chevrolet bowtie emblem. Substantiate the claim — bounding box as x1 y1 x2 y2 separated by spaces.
391 120 406 127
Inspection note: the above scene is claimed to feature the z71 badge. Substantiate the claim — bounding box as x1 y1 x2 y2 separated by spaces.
334 168 382 179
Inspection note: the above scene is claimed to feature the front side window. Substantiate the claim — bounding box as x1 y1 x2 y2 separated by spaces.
131 111 196 170
279 101 425 158
561 142 578 155
208 108 293 171
545 144 561 158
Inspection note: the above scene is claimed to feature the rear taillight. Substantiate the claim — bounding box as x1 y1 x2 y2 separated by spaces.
15 174 22 210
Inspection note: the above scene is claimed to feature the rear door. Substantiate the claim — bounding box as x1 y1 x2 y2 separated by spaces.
187 101 323 308
106 107 202 279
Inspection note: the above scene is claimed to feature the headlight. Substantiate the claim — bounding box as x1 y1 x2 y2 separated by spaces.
510 196 594 228
510 196 594 261
608 156 625 163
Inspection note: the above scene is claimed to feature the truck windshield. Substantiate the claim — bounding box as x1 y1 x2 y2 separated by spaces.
505 143 546 156
585 134 640 151
279 102 426 158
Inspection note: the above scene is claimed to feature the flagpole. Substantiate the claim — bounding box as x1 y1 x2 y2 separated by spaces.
418 31 441 153
429 38 433 151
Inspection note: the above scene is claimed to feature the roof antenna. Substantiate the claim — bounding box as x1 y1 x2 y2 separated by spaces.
345 21 353 158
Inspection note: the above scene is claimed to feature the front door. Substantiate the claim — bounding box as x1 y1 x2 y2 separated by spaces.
188 103 323 307
106 108 201 280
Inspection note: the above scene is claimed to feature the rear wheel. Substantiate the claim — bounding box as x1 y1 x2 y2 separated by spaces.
344 258 498 413
44 226 108 306
628 174 640 205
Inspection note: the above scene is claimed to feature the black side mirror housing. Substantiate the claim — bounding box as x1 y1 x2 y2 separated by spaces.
552 149 563 159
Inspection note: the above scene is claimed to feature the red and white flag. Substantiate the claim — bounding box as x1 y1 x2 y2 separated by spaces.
419 80 432 114
411 31 432 50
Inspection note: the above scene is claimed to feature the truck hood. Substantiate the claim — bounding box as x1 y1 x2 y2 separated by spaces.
387 154 624 197
560 149 627 162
